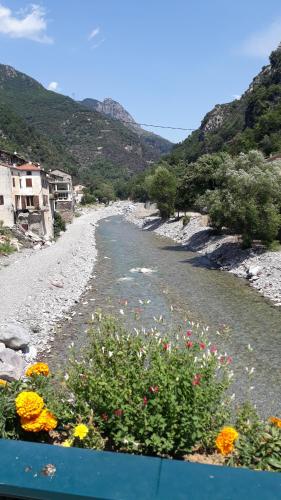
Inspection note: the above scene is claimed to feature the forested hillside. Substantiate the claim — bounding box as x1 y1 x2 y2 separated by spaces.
170 46 281 163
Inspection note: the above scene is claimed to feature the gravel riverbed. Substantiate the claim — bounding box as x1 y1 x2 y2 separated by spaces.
125 203 281 306
0 203 130 363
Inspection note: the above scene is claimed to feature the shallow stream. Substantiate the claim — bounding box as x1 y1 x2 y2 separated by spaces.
47 216 281 417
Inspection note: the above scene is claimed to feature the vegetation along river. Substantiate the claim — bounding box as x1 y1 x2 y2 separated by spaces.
48 216 281 418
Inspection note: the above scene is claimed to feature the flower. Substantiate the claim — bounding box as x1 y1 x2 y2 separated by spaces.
269 417 281 428
216 427 239 455
199 342 206 350
192 374 201 386
186 341 193 349
186 330 192 337
114 409 123 417
0 379 7 387
61 439 73 447
73 424 89 440
149 386 159 394
210 345 217 354
163 342 170 351
20 409 57 432
15 391 44 419
101 413 109 421
25 362 49 377
143 396 148 406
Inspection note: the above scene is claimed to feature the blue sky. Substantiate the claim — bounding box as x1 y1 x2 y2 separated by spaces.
0 1 281 143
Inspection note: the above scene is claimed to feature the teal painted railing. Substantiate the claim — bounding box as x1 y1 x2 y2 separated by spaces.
0 439 280 499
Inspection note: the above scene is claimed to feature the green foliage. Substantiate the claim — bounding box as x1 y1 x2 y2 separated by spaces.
149 165 177 218
0 242 15 255
202 151 281 246
182 215 191 227
81 193 96 205
68 313 230 456
53 212 66 238
230 404 281 471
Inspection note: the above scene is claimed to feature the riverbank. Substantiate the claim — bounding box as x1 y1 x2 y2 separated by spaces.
0 203 129 368
125 203 281 306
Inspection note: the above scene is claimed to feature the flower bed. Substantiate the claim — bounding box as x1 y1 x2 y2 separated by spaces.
0 313 280 471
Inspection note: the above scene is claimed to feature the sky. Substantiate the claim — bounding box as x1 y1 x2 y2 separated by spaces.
0 1 281 143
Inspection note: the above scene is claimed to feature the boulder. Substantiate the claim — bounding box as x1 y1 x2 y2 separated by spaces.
0 347 25 381
247 265 262 279
0 323 31 350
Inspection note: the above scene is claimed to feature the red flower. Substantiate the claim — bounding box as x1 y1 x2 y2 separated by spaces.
220 356 225 364
186 341 193 349
143 396 148 405
199 342 206 350
192 374 201 386
210 345 217 354
163 342 170 351
227 356 233 364
186 330 192 337
101 413 109 421
114 409 123 417
149 385 159 394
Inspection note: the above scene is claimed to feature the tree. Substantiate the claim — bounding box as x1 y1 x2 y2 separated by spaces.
149 165 177 218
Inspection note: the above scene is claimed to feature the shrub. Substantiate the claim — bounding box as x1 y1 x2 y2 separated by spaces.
182 215 191 227
53 212 66 238
68 313 231 456
0 241 15 255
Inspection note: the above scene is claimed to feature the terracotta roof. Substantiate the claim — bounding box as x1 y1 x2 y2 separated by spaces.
16 163 41 171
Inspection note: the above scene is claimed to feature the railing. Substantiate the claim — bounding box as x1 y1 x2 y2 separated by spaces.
0 439 280 499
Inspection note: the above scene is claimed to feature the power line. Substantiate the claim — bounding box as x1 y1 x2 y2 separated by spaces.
111 119 196 131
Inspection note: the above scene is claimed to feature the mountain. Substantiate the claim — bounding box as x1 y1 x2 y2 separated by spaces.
170 46 281 163
0 64 171 183
79 97 172 156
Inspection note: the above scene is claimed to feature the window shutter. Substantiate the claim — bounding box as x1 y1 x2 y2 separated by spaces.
34 196 40 209
21 196 26 209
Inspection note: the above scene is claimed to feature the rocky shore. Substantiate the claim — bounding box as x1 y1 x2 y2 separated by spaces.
125 203 281 306
0 203 129 380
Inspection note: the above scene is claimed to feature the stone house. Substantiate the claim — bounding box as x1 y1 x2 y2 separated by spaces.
0 164 14 227
49 169 74 223
12 163 54 239
73 184 86 204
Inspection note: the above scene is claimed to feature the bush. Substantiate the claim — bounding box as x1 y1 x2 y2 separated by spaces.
182 215 191 227
81 193 96 205
53 212 66 238
0 241 15 255
68 313 231 456
149 165 177 219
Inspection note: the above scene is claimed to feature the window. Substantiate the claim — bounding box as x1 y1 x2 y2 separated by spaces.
26 196 34 207
12 178 15 187
19 179 22 188
57 193 68 200
26 178 32 188
26 171 32 176
0 195 4 205
43 195 48 206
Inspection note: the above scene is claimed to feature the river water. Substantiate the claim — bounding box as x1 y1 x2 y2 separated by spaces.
48 216 281 417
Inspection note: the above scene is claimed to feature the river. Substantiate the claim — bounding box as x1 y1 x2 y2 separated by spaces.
47 216 281 417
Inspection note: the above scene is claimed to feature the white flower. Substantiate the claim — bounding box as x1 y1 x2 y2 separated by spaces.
170 305 174 311
249 367 255 375
101 346 105 353
64 373 69 381
249 386 255 391
108 351 113 358
247 344 253 352
139 299 143 304
230 393 235 401
119 309 124 315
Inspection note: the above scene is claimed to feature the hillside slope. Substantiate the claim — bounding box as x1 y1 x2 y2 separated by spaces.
0 64 169 180
80 97 172 156
170 46 281 163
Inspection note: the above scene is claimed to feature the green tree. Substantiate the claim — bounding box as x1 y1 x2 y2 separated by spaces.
149 165 177 218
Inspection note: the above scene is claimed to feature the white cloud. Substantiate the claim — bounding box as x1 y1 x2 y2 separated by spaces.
91 37 105 50
241 20 281 57
0 3 53 43
88 27 100 40
47 81 59 91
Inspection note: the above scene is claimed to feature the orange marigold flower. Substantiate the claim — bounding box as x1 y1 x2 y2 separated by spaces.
15 391 44 419
21 409 57 432
25 362 49 377
0 379 7 387
269 417 281 428
215 427 239 456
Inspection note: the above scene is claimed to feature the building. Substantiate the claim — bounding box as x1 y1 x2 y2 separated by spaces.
0 164 14 227
49 169 74 223
73 184 86 204
12 163 53 239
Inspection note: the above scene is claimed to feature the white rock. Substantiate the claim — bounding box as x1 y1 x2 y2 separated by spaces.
0 323 31 350
0 347 25 381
